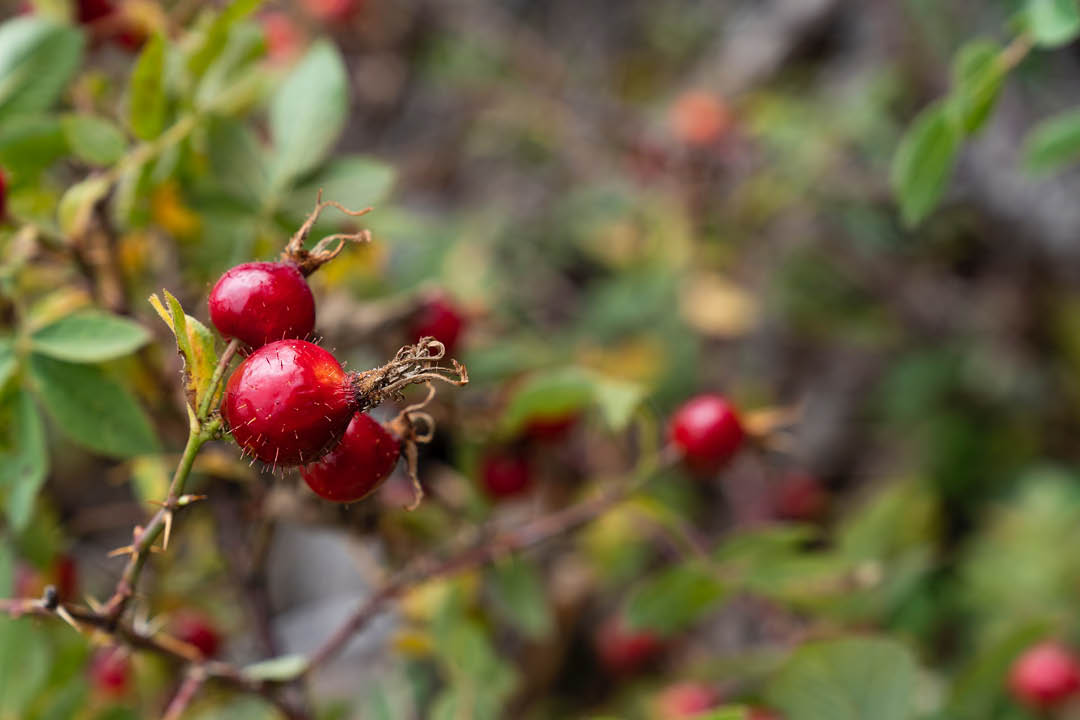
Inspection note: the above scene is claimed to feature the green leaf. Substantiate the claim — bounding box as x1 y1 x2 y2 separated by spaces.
0 389 48 532
128 34 167 140
186 0 263 80
1025 0 1080 47
28 354 158 458
0 614 53 717
196 21 266 111
591 376 645 431
625 561 727 635
490 556 554 639
765 637 919 720
499 367 595 435
0 336 16 389
206 115 269 204
57 175 109 237
948 40 1005 135
698 710 750 720
269 40 348 189
1023 108 1080 174
0 17 84 122
890 101 960 227
244 654 309 681
61 114 128 166
293 155 396 211
149 291 220 410
31 310 150 363
0 115 66 175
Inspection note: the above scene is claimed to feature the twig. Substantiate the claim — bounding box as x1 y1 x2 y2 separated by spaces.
304 455 667 674
0 597 306 718
162 667 207 720
103 334 239 622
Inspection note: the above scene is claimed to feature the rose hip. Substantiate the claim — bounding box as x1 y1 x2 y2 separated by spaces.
223 339 353 465
1009 641 1080 710
654 682 719 718
209 261 316 349
480 452 531 499
668 393 745 474
410 295 466 355
90 647 131 697
302 412 401 503
173 612 222 658
594 615 664 675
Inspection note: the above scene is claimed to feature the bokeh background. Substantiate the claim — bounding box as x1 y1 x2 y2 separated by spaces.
4 0 1080 718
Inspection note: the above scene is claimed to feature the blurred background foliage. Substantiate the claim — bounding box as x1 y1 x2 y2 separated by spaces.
4 0 1080 719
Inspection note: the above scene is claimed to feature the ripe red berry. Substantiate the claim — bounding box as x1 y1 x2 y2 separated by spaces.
262 12 304 64
76 0 114 24
302 413 401 503
1009 641 1080 709
90 647 131 697
223 340 353 466
209 261 316 349
670 91 731 146
595 616 664 675
480 452 531 499
654 682 719 718
410 295 466 355
301 0 360 22
523 412 578 443
173 612 222 658
668 394 745 474
773 472 828 522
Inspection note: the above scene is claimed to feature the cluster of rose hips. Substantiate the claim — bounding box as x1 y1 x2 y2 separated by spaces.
1009 641 1080 711
208 245 466 506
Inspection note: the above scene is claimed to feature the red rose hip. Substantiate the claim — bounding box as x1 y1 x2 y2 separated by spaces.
174 612 222 658
595 615 664 675
480 452 531 499
209 261 316 348
654 682 719 718
224 340 353 465
90 647 131 697
1009 641 1080 709
302 412 401 502
774 472 828 522
411 295 466 355
668 393 745 474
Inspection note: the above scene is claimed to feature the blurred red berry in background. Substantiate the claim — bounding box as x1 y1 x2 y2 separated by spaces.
481 451 532 500
670 91 731 146
653 682 719 718
411 294 467 356
773 472 829 522
1008 641 1080 710
90 647 131 697
595 615 665 675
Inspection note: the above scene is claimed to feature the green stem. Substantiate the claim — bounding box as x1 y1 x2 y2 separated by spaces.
198 338 241 420
103 352 232 621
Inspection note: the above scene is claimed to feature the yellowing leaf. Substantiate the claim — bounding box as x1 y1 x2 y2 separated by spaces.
151 182 200 238
680 273 759 338
149 291 219 411
393 628 434 657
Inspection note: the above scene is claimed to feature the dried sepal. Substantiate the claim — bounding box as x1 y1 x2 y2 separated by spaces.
282 190 373 276
350 338 468 414
385 383 440 511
